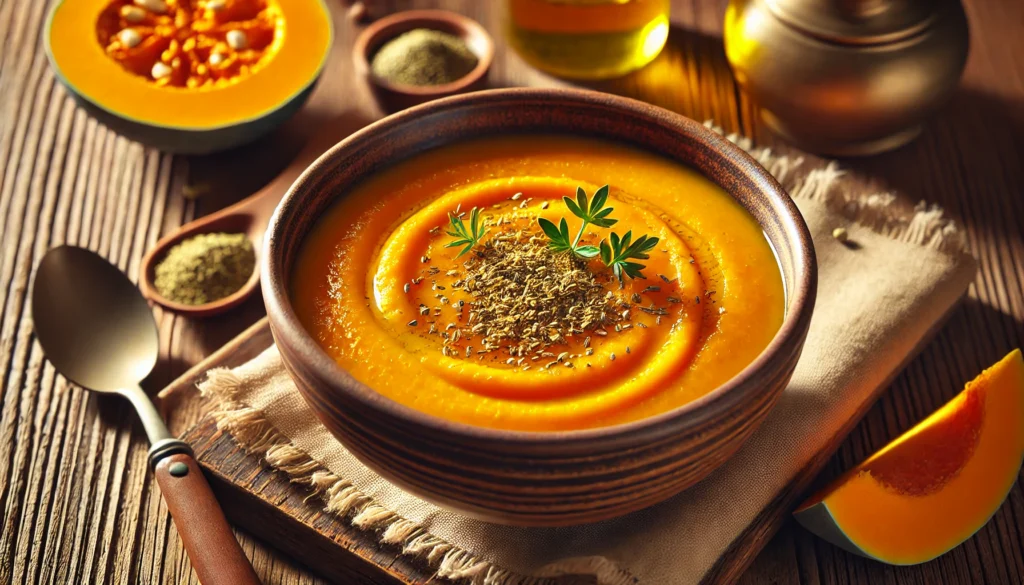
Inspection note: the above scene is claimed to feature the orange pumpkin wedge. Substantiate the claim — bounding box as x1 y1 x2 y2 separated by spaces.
795 349 1024 565
45 0 332 153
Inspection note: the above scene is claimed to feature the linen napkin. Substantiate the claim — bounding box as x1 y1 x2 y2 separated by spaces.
199 131 977 585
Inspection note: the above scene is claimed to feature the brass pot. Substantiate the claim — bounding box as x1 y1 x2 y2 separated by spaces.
724 0 969 156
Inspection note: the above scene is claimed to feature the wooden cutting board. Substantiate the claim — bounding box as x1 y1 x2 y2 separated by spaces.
169 319 451 585
169 320 595 584
169 314 953 585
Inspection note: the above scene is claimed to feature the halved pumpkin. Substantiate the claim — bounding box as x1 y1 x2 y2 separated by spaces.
45 0 332 153
795 349 1024 565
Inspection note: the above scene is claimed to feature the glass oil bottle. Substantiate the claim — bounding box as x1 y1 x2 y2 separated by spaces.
507 0 670 80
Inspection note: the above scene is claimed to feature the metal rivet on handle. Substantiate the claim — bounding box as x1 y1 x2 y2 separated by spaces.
169 462 189 477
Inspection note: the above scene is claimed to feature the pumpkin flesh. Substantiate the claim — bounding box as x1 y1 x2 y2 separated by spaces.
48 0 331 129
795 349 1024 564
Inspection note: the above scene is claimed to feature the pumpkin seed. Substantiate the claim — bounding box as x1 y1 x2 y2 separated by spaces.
118 29 142 49
134 0 169 15
209 52 225 66
151 61 172 79
120 5 146 22
226 30 248 50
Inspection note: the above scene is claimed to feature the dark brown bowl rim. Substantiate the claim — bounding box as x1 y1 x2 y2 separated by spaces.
263 87 817 446
352 9 494 97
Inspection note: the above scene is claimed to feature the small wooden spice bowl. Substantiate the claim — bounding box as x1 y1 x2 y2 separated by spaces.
353 10 494 112
264 89 818 526
139 213 264 318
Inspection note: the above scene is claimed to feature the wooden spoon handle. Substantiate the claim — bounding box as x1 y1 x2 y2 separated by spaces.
154 453 262 585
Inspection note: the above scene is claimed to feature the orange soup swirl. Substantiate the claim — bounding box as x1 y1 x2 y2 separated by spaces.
291 136 784 431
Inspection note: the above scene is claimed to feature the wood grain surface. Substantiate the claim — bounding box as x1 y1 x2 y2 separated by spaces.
1 1 1021 584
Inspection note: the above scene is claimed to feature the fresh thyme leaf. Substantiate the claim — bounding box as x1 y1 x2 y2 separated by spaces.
540 184 620 258
445 207 487 257
590 184 609 213
538 217 572 253
539 185 660 282
599 238 612 265
563 185 618 229
601 230 660 284
563 193 585 220
537 217 562 241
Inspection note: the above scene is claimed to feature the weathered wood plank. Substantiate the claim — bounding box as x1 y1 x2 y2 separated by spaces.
0 0 1022 584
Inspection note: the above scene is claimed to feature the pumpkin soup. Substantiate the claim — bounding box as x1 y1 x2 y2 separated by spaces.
291 136 784 431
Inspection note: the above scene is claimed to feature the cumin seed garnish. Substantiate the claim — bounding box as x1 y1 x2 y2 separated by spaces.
455 217 627 360
427 190 680 363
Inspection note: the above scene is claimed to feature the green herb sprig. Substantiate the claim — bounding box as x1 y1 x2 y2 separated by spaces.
600 230 659 283
444 207 487 257
537 185 616 259
538 185 660 284
537 216 574 254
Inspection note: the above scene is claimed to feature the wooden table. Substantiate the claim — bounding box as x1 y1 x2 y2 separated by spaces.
2 1 1022 583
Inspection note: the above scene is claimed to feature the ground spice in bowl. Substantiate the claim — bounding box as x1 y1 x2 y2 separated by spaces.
370 28 478 86
154 232 255 305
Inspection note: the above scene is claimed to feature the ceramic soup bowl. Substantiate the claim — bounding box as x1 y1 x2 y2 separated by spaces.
263 88 817 526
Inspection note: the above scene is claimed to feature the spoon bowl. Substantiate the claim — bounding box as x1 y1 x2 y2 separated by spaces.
139 114 370 318
34 246 159 393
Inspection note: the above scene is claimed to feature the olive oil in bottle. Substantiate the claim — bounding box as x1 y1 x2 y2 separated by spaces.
506 0 670 80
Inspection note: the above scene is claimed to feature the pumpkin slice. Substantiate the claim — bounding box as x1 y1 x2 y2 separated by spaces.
795 349 1024 565
45 0 332 153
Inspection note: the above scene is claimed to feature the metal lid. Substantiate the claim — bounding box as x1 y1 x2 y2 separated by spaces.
765 0 937 45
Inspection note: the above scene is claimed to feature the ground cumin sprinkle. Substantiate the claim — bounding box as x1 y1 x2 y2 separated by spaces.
455 225 626 359
154 232 254 305
404 197 688 368
370 28 478 87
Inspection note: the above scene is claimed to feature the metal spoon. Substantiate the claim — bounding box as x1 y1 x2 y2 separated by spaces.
32 246 261 585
